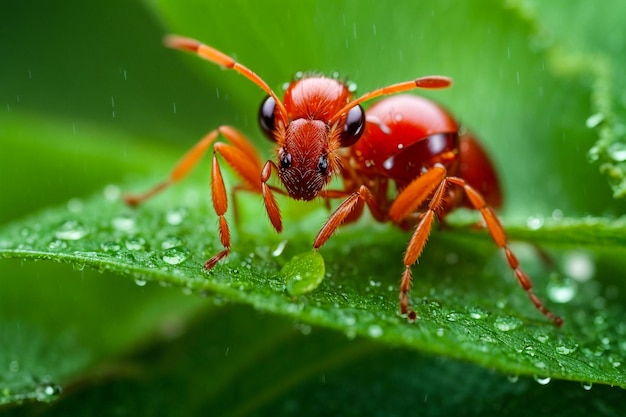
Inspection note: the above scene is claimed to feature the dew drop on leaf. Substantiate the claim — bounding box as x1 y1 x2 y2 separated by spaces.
54 220 88 240
165 207 188 226
111 215 137 232
134 278 147 287
581 381 593 391
526 216 544 230
562 251 595 282
507 374 519 383
103 184 121 201
272 240 288 257
48 239 68 251
100 241 121 252
533 375 551 385
607 142 626 162
493 316 522 332
585 112 604 128
446 312 460 322
125 237 147 251
162 247 190 265
282 251 325 296
555 343 578 355
66 198 83 213
35 382 62 403
468 307 488 320
367 324 384 338
547 278 578 303
161 236 184 250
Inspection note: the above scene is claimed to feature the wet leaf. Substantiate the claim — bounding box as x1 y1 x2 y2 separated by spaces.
2 0 626 414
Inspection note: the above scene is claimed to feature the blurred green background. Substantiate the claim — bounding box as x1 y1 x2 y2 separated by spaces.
2 0 626 415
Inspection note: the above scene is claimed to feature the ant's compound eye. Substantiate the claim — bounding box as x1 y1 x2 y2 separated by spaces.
259 95 277 140
340 105 365 147
317 154 329 175
279 150 292 169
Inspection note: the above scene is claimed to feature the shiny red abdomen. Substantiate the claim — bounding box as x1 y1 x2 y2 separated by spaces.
351 95 459 182
351 94 502 208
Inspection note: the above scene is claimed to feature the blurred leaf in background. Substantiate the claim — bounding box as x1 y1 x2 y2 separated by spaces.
1 0 626 415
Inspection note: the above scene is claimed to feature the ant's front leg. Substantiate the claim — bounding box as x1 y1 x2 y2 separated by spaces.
123 126 271 270
313 185 383 250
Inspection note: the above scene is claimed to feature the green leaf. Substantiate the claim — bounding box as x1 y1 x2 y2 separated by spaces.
2 0 626 414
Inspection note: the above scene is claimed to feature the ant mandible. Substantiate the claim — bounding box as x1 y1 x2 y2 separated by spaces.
124 35 563 327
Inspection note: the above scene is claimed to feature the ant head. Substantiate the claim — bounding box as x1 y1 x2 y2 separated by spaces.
258 77 366 200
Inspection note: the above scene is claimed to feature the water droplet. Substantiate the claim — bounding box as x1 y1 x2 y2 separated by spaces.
494 316 522 332
162 247 190 265
533 375 551 385
562 251 594 282
295 323 312 335
446 312 461 322
368 279 381 288
272 240 288 257
523 346 536 357
585 112 604 128
66 198 83 213
100 241 121 252
282 251 326 295
547 278 578 303
534 333 549 343
436 328 445 337
607 142 626 162
125 237 147 251
587 146 601 162
507 374 519 383
103 184 121 201
343 315 356 326
526 216 544 230
382 156 395 170
35 382 62 402
551 209 564 220
166 207 188 225
112 215 136 232
468 307 488 320
48 239 68 251
347 81 358 93
55 220 88 240
555 343 578 355
161 236 184 250
581 382 593 391
367 324 384 338
134 278 147 287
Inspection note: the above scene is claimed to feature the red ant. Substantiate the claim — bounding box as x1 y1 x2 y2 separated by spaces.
125 35 563 327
